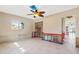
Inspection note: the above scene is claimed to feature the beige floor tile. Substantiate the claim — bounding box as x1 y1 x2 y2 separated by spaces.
0 38 79 54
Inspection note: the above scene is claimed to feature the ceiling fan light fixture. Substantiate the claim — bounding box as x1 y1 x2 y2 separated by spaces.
27 5 45 18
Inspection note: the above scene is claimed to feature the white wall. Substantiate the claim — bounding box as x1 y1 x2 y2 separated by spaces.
34 7 79 47
0 12 33 43
34 7 79 36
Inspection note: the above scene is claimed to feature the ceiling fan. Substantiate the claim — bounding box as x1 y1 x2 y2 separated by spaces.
27 5 45 18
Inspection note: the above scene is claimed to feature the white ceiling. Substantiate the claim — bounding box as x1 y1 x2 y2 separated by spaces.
0 5 78 19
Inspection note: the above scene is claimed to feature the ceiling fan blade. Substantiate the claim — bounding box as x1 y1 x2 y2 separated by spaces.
30 5 37 11
27 14 33 15
39 15 44 17
40 11 45 14
30 10 34 12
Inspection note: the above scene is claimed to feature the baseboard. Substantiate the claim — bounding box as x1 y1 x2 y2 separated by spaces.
0 37 31 44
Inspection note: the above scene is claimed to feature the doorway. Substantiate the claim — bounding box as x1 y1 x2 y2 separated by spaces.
64 16 76 47
35 21 43 38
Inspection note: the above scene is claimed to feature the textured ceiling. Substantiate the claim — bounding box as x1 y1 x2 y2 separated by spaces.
0 5 78 19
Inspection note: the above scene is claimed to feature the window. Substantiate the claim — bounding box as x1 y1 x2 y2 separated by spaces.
11 22 24 30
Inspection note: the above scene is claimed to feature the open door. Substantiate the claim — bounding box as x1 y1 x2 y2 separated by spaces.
64 16 76 47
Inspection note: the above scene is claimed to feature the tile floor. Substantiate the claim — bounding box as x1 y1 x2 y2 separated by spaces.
0 38 79 54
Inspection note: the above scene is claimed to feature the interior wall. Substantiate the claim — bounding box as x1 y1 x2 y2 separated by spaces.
34 7 79 36
0 12 33 43
33 7 79 47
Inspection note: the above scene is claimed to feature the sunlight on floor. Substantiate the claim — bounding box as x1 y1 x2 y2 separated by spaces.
14 42 25 53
